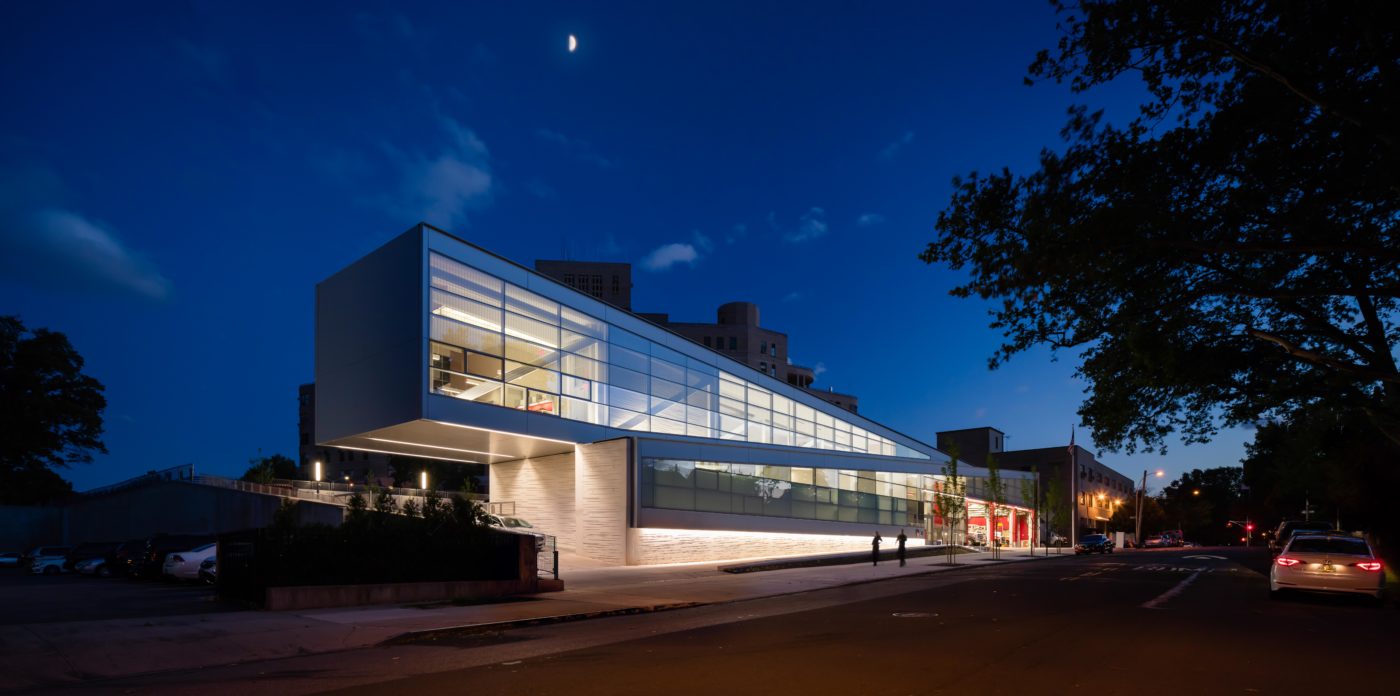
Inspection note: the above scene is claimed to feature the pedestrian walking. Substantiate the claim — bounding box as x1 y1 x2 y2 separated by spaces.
871 531 882 566
897 529 908 566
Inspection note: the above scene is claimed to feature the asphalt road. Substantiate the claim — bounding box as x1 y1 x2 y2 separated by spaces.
0 568 236 625
56 548 1398 696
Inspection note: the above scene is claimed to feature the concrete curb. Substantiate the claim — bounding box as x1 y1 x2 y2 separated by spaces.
382 601 703 645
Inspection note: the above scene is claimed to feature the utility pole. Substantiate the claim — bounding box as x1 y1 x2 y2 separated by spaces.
1302 494 1316 522
1068 432 1076 548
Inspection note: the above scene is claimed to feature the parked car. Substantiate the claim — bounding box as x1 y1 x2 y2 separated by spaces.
131 535 215 579
103 539 148 577
484 514 546 551
62 542 120 572
1049 533 1069 547
0 552 21 568
198 557 217 585
1075 534 1115 554
1143 535 1168 548
21 546 71 569
73 556 108 576
1269 520 1335 555
30 553 69 575
163 543 218 581
1270 533 1384 601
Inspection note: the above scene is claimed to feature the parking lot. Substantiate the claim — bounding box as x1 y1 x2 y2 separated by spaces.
0 567 243 625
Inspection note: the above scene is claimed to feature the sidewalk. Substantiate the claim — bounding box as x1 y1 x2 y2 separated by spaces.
0 547 1065 692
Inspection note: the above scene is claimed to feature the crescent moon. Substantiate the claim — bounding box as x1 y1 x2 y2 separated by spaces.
568 34 577 53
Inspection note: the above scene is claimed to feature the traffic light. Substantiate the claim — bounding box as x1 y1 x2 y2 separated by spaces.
1246 523 1254 532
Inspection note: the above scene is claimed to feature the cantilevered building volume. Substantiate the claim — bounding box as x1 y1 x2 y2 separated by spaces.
316 224 1036 564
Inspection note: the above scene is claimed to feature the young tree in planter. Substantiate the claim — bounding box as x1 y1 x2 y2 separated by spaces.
1020 466 1040 556
1044 466 1069 554
940 445 968 565
986 454 1008 560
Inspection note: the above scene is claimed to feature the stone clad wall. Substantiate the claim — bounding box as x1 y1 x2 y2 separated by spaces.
488 451 577 550
629 527 882 565
575 438 630 565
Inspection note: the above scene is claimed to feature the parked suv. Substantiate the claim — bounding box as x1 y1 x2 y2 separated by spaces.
103 539 149 577
1270 520 1334 555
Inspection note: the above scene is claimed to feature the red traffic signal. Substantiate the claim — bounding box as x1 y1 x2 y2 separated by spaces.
1246 523 1254 532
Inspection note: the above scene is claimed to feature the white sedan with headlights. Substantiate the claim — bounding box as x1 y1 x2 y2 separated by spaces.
1270 533 1384 601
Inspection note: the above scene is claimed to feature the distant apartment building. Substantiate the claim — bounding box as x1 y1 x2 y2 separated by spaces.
936 426 1134 542
533 260 633 311
639 302 860 413
534 261 858 412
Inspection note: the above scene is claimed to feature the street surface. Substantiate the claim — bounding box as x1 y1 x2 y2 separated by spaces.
43 548 1396 696
0 570 234 625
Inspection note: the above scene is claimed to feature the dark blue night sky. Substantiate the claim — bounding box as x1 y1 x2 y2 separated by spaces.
1 2 1250 490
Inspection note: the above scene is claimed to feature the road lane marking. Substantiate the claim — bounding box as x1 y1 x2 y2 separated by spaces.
1183 554 1227 560
1140 569 1205 609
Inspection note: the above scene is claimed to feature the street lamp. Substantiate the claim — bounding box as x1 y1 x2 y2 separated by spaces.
1136 470 1165 549
313 460 322 495
420 470 429 490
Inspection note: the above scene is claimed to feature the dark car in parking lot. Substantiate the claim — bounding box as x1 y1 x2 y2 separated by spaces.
103 539 149 577
131 535 215 579
1075 534 1115 554
62 542 120 572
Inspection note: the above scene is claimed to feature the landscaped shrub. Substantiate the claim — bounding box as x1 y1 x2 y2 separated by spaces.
217 495 519 603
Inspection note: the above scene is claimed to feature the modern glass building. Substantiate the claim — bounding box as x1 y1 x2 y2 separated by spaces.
316 224 1036 564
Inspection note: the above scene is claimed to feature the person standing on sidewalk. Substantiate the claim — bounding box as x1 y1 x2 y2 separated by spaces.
871 531 883 566
897 529 908 566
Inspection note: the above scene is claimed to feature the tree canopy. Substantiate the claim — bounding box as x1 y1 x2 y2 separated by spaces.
0 316 106 504
921 2 1400 453
241 454 299 484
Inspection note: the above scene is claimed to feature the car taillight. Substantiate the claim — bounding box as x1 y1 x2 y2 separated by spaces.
1354 562 1382 571
1275 557 1301 567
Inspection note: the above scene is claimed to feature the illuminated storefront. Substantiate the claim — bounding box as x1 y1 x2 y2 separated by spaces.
315 224 1036 564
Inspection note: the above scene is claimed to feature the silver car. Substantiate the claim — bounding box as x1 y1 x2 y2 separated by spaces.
1270 533 1384 601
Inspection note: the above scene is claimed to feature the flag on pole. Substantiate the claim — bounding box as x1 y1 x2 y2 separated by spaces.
1067 429 1075 456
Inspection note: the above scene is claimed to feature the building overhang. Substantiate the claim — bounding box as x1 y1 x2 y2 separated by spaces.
322 418 575 465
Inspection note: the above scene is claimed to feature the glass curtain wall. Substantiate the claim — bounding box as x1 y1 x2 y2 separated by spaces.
641 458 925 526
427 252 927 459
641 458 1036 542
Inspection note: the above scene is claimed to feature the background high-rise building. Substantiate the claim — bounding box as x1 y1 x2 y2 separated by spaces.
533 260 633 311
535 260 857 412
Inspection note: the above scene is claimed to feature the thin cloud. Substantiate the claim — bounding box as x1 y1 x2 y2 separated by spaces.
536 128 616 169
384 116 494 228
782 291 802 303
785 207 829 243
640 243 699 272
0 209 172 300
691 230 713 254
857 213 885 227
879 131 914 161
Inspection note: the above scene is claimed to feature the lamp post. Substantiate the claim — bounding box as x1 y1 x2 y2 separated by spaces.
1136 470 1164 549
420 470 429 491
313 460 322 495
